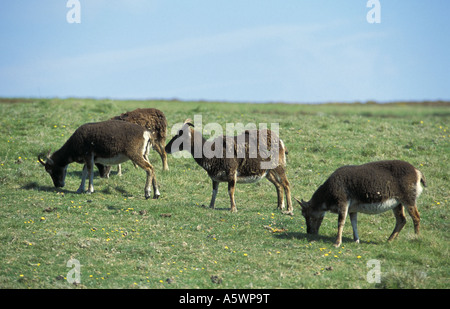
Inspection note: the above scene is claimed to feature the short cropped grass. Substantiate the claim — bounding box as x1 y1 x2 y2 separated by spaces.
0 98 448 289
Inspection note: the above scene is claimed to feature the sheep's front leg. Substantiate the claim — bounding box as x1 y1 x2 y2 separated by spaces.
334 202 349 247
76 164 88 193
209 180 219 209
349 212 360 243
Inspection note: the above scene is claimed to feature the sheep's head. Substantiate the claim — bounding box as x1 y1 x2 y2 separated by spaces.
294 197 323 235
96 164 111 179
165 119 194 154
38 151 67 188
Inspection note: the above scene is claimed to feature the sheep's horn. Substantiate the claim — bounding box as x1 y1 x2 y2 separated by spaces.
184 119 194 127
294 197 308 209
38 155 46 166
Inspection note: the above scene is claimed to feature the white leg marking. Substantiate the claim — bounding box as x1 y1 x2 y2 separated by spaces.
87 153 95 193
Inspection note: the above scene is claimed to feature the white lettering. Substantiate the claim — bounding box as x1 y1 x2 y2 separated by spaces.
66 0 81 24
66 258 81 284
367 259 381 283
366 0 381 24
179 293 213 306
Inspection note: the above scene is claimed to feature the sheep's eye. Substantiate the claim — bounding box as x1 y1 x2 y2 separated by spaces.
178 130 183 136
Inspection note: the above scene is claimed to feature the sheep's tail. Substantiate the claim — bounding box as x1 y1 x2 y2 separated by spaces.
419 170 427 187
279 139 287 166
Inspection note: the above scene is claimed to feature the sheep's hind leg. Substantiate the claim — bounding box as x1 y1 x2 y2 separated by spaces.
228 178 237 213
154 141 169 171
406 204 420 236
132 156 159 200
280 170 293 215
388 204 407 242
266 168 293 215
266 170 285 211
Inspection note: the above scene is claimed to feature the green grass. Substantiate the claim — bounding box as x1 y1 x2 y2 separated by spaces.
0 98 449 289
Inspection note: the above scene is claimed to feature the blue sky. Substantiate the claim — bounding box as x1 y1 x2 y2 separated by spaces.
1 0 449 103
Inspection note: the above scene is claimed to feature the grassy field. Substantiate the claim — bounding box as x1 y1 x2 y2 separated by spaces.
0 98 448 289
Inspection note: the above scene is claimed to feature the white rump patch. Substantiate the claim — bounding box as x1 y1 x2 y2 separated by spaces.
415 169 424 198
142 131 152 157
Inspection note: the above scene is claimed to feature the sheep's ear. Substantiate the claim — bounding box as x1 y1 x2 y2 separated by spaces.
184 119 194 127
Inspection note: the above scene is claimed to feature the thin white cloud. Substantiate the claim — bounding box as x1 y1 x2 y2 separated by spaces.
0 19 392 101
48 23 330 69
2 23 328 78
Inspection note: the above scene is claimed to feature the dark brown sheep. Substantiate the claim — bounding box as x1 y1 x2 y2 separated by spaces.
39 120 160 199
296 160 426 247
111 108 169 172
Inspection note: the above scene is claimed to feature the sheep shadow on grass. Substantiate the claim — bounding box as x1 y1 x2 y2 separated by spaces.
21 180 133 197
273 231 358 245
21 182 78 194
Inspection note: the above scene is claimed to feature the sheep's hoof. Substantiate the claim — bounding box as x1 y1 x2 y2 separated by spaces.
153 194 160 200
282 210 294 216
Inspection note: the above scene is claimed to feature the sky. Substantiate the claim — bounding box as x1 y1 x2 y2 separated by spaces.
0 0 449 103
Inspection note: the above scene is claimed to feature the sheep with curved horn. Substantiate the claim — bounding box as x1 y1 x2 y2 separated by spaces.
165 119 292 214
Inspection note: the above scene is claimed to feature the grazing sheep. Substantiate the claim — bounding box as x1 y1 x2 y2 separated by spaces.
112 108 168 171
295 160 426 247
39 120 160 199
98 108 169 177
165 119 292 214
